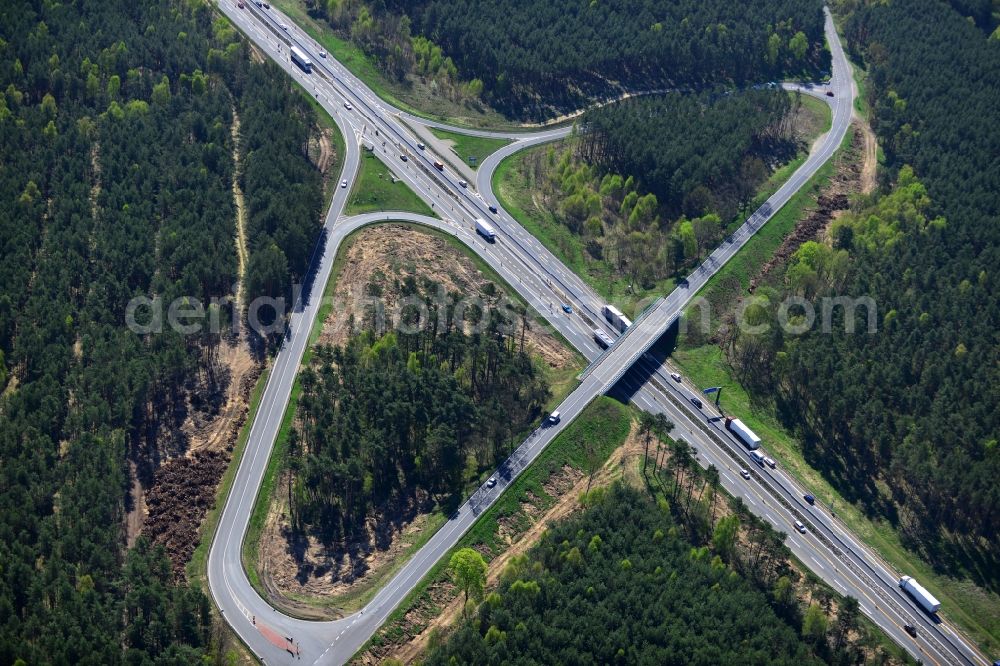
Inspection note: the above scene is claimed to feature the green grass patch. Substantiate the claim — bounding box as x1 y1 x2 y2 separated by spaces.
463 397 630 552
852 64 870 120
345 152 436 216
798 93 833 136
428 127 511 170
357 397 632 656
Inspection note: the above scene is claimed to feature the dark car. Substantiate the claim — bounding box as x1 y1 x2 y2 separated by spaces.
561 303 573 314
904 624 917 637
488 204 498 214
400 154 408 162
826 90 835 97
804 494 816 505
690 396 703 409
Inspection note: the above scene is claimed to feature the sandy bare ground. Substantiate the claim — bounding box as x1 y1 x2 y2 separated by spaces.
858 120 878 194
749 121 867 293
318 224 575 371
373 422 645 664
125 109 262 557
257 225 576 614
259 480 437 620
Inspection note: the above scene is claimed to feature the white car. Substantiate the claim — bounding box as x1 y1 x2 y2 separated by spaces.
794 520 807 534
343 102 352 110
340 179 347 188
279 22 288 31
486 477 497 488
740 468 751 480
670 372 682 382
318 50 327 58
764 456 776 469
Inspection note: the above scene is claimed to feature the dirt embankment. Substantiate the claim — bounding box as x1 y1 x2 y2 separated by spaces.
356 422 645 665
258 225 576 616
749 121 866 293
319 224 575 370
126 107 264 575
134 339 262 577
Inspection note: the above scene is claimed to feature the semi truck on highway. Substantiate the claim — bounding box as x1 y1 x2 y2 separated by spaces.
899 576 941 613
602 304 632 332
290 46 312 73
593 328 614 349
725 417 761 450
475 218 496 241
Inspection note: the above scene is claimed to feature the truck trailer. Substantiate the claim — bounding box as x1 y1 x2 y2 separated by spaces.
290 46 312 73
899 576 941 613
602 304 631 332
475 218 496 241
725 417 762 450
593 328 614 349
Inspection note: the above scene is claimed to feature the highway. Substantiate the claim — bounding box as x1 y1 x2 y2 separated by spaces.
208 2 989 665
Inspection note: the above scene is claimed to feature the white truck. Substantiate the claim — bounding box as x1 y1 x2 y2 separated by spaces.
593 328 614 349
290 46 312 73
899 576 941 613
725 417 761 450
602 304 631 332
475 218 496 241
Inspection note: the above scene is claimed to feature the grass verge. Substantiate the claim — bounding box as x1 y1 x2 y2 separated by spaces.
346 152 436 216
669 126 1000 653
672 344 1000 655
492 92 831 316
268 0 515 129
355 397 631 658
428 127 511 170
852 64 870 120
187 364 271 587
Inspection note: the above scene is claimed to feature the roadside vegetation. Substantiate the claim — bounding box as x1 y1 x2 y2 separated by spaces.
274 0 828 121
0 0 329 662
494 90 828 314
663 0 1000 652
345 152 435 216
428 127 511 170
357 399 908 664
269 0 512 127
244 225 582 616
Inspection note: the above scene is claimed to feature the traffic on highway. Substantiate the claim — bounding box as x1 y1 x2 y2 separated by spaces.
208 2 990 665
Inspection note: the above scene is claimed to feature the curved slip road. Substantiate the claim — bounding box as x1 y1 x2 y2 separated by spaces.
209 2 989 664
